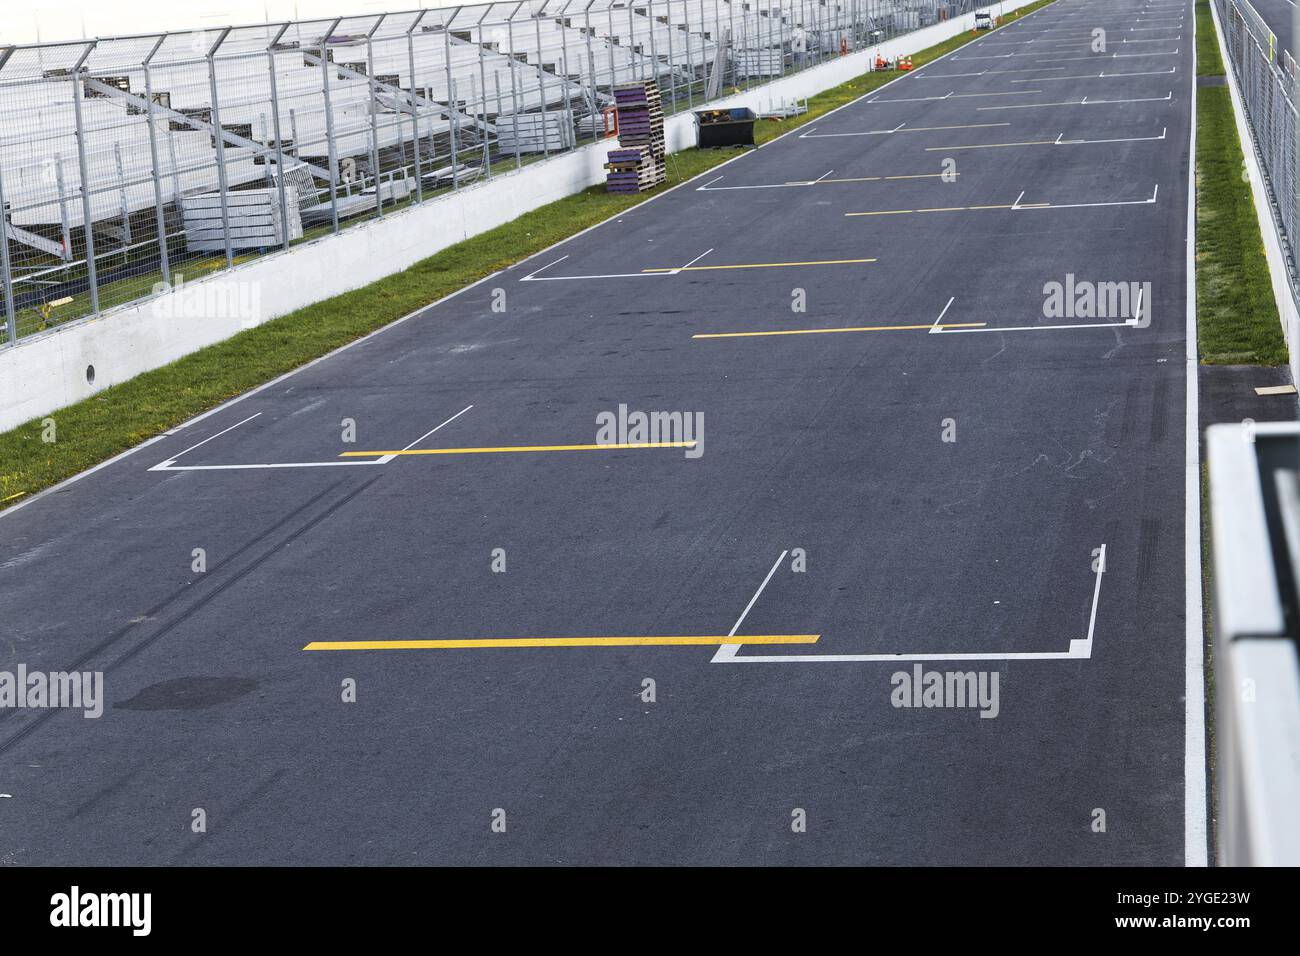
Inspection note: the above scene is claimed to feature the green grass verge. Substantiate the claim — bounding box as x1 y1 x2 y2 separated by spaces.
1195 0 1226 77
1194 32 1288 363
0 0 1058 511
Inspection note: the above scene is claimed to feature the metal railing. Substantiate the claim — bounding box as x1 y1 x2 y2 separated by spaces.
0 0 986 346
1213 0 1300 303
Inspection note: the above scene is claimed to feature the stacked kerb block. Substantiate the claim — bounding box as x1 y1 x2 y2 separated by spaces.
605 80 665 193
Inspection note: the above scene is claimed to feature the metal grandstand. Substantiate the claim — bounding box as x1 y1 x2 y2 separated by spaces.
0 0 984 343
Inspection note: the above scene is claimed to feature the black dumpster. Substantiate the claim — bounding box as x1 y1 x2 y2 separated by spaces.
695 107 757 148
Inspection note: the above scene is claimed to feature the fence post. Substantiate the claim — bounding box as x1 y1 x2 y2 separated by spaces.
267 23 293 252
319 18 343 234
585 3 599 143
71 42 100 316
0 144 15 345
684 0 695 108
141 36 173 288
476 8 492 178
650 0 667 112
534 10 551 158
408 12 427 203
443 17 462 185
366 15 386 217
558 1 574 151
507 12 523 170
205 28 235 269
0 46 17 342
607 4 618 89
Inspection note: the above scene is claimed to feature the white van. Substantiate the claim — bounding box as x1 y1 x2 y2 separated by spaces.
975 11 994 29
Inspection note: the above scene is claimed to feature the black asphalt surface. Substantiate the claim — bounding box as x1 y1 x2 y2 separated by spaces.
0 0 1197 865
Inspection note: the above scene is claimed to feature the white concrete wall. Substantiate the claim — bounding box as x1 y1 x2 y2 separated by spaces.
1210 0 1300 384
0 1 1036 433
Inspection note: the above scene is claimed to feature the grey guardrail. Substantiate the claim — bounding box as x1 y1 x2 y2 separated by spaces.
1205 422 1300 866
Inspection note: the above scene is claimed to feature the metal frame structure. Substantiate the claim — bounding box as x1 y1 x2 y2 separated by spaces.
0 0 981 345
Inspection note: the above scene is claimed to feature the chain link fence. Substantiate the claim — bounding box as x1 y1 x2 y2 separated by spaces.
1214 0 1300 302
0 0 992 346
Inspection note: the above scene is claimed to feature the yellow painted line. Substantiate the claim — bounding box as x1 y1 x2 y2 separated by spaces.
303 634 823 651
641 257 876 273
341 441 694 457
693 322 987 339
1 491 27 503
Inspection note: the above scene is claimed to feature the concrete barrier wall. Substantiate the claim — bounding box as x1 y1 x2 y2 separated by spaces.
0 2 1035 433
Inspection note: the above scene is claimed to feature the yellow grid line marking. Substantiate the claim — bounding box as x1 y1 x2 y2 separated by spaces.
341 441 694 457
303 635 823 650
693 322 987 339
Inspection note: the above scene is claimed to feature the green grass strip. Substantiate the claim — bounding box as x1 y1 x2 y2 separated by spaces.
1195 5 1288 364
0 0 1057 511
1195 0 1226 77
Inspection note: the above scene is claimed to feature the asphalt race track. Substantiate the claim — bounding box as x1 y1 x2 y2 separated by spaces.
0 0 1201 865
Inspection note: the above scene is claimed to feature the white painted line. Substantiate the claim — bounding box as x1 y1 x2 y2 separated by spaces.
866 89 1044 103
668 248 714 274
149 413 261 470
1041 49 1180 62
721 545 1107 664
522 255 569 280
391 404 475 456
711 549 789 663
1078 543 1106 659
933 320 1135 334
722 649 1087 663
150 460 387 472
521 268 672 281
1024 183 1160 210
1012 67 1179 82
697 178 798 191
918 66 1067 77
1186 0 1209 868
978 92 1173 111
153 405 475 472
925 128 1167 151
801 122 1009 140
928 296 956 333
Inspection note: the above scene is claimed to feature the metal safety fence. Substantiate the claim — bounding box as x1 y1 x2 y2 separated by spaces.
0 0 991 346
1214 0 1300 301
